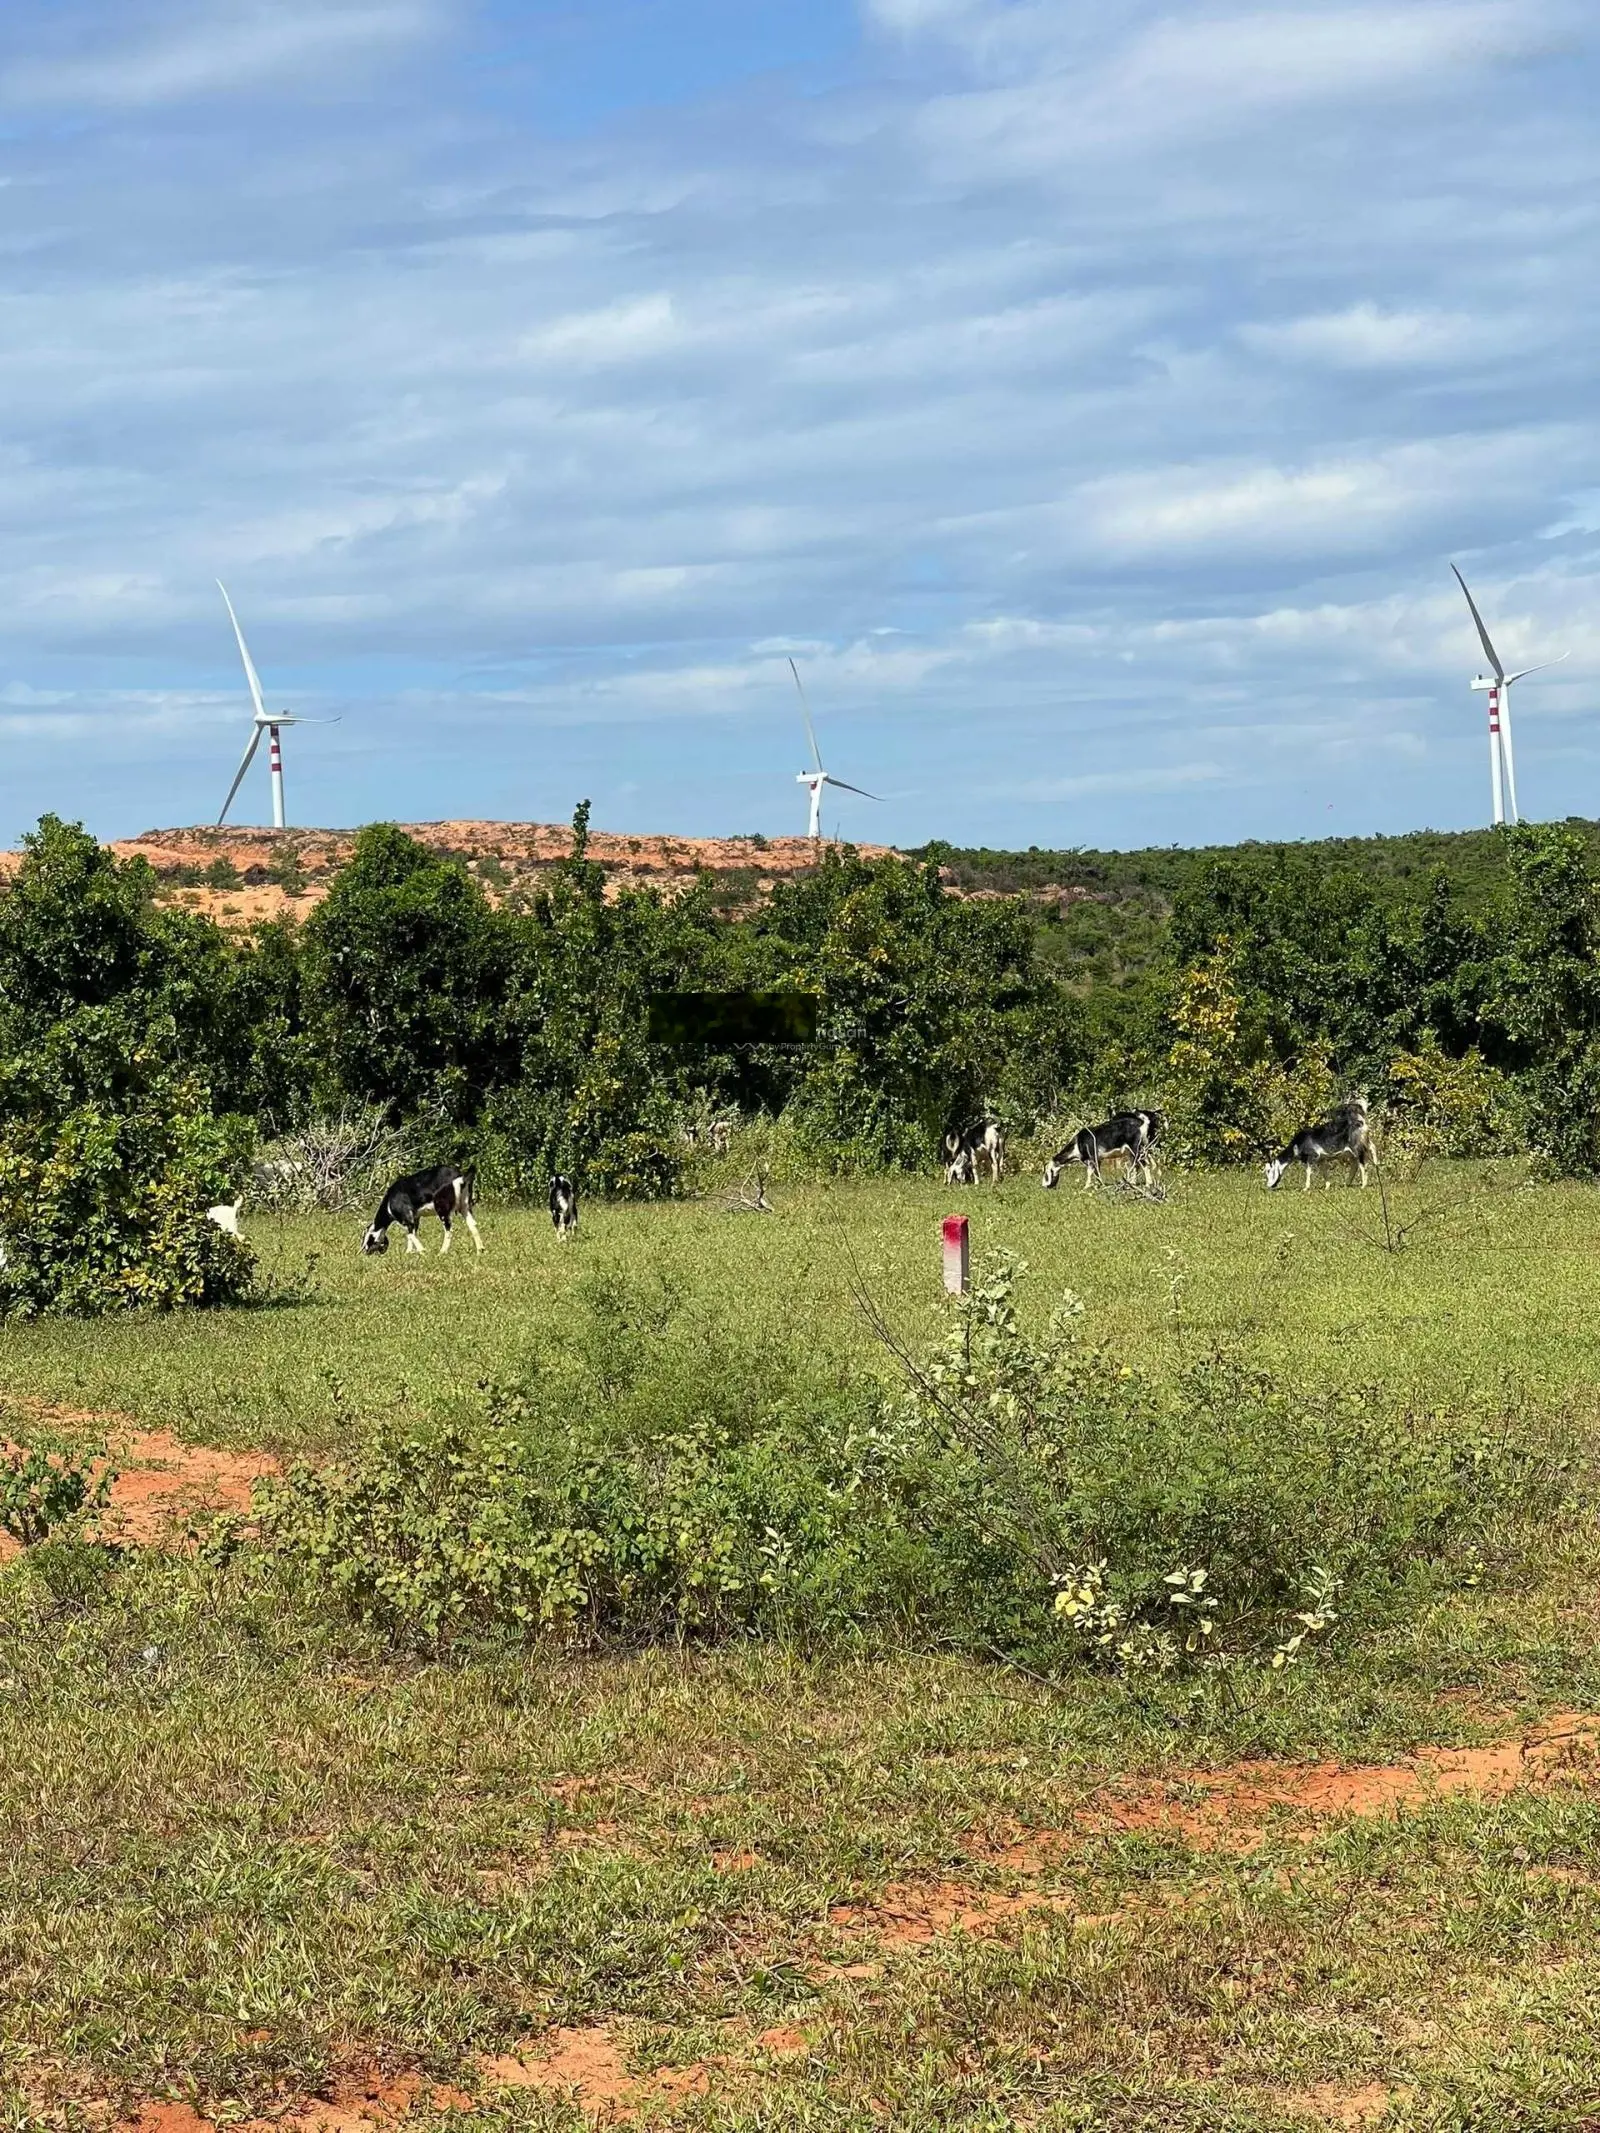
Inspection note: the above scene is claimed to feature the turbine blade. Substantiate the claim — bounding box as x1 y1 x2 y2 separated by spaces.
1504 652 1570 684
822 775 882 801
269 713 341 726
788 657 823 772
1451 564 1505 683
217 726 264 825
217 580 270 723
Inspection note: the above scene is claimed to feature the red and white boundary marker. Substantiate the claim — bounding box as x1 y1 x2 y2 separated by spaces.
942 1213 970 1296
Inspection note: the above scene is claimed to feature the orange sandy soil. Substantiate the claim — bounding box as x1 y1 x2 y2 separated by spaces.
0 821 1106 928
0 821 900 927
108 2022 815 2133
820 1710 1600 1953
108 2046 1401 2132
94 1426 277 1543
0 1417 276 1560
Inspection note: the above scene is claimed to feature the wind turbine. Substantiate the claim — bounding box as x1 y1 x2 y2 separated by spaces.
215 582 337 830
1451 565 1567 826
788 657 880 841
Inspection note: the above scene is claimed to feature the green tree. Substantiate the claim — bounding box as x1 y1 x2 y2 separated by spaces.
0 815 156 1030
1484 824 1600 1172
755 850 1074 1170
146 909 313 1126
0 816 304 1124
486 808 700 1195
1169 848 1406 1080
301 824 510 1124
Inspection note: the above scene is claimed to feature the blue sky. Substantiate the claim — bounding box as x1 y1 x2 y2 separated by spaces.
0 0 1596 850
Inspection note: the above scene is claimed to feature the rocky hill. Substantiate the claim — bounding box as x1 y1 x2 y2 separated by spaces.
0 822 898 927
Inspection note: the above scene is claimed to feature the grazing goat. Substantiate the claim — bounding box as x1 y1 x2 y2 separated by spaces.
362 1166 481 1255
1043 1110 1163 1191
549 1174 578 1241
206 1200 242 1236
1264 1099 1376 1191
943 1120 1005 1186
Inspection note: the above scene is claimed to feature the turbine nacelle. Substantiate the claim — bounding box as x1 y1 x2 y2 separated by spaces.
215 581 337 831
1452 564 1565 829
788 657 881 841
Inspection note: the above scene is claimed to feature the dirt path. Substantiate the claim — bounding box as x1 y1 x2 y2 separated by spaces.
95 1428 278 1543
0 1416 279 1559
827 1710 1600 1947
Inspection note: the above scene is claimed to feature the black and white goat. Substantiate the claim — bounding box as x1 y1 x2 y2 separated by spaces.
943 1120 1005 1185
549 1174 578 1241
1042 1110 1163 1191
1264 1098 1376 1191
362 1166 481 1255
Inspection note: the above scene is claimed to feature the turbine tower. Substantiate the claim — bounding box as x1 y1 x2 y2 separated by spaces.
215 582 336 830
789 657 880 841
1451 565 1567 827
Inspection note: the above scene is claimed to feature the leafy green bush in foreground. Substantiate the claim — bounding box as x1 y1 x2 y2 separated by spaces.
0 1009 255 1319
256 1260 1567 1674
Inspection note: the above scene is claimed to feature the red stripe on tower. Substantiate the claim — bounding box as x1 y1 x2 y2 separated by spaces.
1488 687 1500 734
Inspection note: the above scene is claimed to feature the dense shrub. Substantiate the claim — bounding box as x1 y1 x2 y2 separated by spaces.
256 1261 1563 1669
0 1432 112 1546
0 1009 255 1318
1382 1039 1524 1161
1161 955 1340 1165
300 822 513 1126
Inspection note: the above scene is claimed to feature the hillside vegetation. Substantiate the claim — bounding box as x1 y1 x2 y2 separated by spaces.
5 802 1600 1311
918 817 1600 991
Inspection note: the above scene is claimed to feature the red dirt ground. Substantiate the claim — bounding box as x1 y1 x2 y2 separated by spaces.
0 1420 279 1562
828 1879 1090 1945
1086 1712 1600 1848
479 2018 809 2119
1283 2083 1405 2128
824 1712 1600 1948
122 2070 475 2133
96 1429 278 1544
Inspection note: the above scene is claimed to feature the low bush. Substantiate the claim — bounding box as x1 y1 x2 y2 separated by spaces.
256 1259 1567 1673
883 1259 1563 1675
1382 1038 1525 1162
0 1433 113 1547
252 1104 407 1215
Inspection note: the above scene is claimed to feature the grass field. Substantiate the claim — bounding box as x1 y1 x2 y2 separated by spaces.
4 1163 1600 2131
4 1161 1599 1454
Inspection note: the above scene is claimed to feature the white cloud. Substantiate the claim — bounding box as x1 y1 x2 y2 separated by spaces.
0 0 1595 847
987 762 1227 803
903 1 1573 177
1072 436 1572 562
1240 304 1499 370
1112 4 1545 114
3 0 438 107
522 296 682 368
